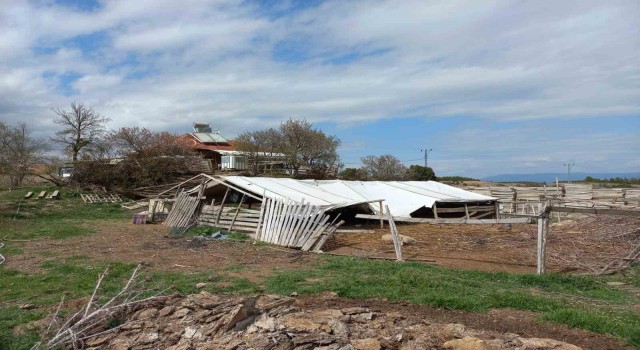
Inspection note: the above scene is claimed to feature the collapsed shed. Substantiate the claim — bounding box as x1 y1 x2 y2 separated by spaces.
160 174 498 236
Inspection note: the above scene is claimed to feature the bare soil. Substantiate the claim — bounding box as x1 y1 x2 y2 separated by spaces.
3 219 633 349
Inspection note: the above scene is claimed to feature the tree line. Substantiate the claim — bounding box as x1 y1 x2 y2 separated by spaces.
1 102 438 189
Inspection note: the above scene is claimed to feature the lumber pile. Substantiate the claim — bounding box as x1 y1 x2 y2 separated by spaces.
256 198 343 252
164 192 200 229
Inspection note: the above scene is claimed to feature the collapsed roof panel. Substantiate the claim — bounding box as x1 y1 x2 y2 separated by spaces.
220 176 495 216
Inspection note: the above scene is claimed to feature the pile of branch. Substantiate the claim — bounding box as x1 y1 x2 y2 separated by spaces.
542 215 640 274
34 265 165 350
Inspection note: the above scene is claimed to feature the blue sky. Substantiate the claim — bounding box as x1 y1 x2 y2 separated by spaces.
0 0 638 177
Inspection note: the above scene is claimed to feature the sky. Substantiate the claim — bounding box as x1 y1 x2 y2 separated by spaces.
0 0 639 178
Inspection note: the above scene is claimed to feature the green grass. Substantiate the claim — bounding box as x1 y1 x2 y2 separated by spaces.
0 186 130 240
265 256 640 347
0 259 260 350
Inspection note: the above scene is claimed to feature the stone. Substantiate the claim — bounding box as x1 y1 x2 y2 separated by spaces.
351 338 381 350
173 308 191 318
443 336 497 350
159 306 175 317
109 338 131 350
280 316 322 332
341 307 370 315
183 326 199 339
196 282 208 289
330 320 350 340
517 337 582 350
381 234 416 245
254 314 276 331
85 334 114 347
136 307 159 320
352 312 374 323
443 323 466 338
290 291 299 296
138 332 159 344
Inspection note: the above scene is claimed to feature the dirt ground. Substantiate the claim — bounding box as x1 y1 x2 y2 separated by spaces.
295 293 630 350
3 219 635 349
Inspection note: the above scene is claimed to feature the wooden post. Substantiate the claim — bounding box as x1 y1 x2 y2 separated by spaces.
464 203 470 219
432 202 439 219
385 205 403 261
255 191 266 240
379 200 384 228
215 187 230 226
536 203 549 275
494 201 500 219
228 194 246 231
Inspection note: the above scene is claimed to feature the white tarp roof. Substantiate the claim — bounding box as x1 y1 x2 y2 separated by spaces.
220 176 495 216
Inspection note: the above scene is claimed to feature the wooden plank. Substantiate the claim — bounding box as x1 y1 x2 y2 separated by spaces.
313 220 344 253
549 206 640 217
288 202 313 247
355 214 532 224
38 191 47 199
464 203 469 219
432 202 438 219
24 192 33 199
379 200 384 229
255 193 267 240
228 194 246 231
386 205 403 261
215 187 230 225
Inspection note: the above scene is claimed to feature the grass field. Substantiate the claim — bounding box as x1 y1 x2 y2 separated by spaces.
1 186 639 349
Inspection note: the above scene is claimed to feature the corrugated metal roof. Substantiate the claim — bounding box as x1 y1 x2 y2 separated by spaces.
220 176 496 216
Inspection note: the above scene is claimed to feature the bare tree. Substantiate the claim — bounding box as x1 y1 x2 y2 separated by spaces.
52 102 110 161
0 122 47 187
235 119 340 178
360 154 408 181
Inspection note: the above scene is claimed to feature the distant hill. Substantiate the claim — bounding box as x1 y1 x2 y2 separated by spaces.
482 172 640 183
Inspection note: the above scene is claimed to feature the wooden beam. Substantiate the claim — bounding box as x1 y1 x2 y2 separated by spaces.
355 214 532 224
215 187 230 226
464 203 469 219
228 194 246 231
433 202 439 219
379 200 384 229
549 206 640 217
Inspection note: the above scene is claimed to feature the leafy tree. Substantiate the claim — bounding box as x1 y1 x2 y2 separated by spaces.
52 102 110 161
0 122 47 187
360 154 408 181
408 165 436 181
339 167 368 181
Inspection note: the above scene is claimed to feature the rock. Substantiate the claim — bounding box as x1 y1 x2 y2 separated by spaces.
352 312 374 323
196 282 207 289
85 334 114 347
159 306 175 317
254 314 276 331
381 234 416 245
173 308 191 318
280 316 322 332
19 304 37 310
108 338 131 350
341 307 370 315
183 326 201 339
518 337 582 350
351 338 381 350
136 307 159 320
290 291 299 297
443 323 466 338
443 336 498 350
138 332 159 344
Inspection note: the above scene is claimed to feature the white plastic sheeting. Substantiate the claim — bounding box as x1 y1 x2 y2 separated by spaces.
220 176 495 216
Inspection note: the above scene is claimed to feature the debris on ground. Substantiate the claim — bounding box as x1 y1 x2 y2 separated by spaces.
51 292 583 350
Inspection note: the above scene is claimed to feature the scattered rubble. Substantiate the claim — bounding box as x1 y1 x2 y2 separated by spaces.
63 292 582 350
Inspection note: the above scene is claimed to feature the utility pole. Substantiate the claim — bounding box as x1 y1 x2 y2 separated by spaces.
420 148 432 167
564 163 575 183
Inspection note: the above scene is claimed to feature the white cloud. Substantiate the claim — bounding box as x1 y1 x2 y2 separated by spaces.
0 0 638 174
